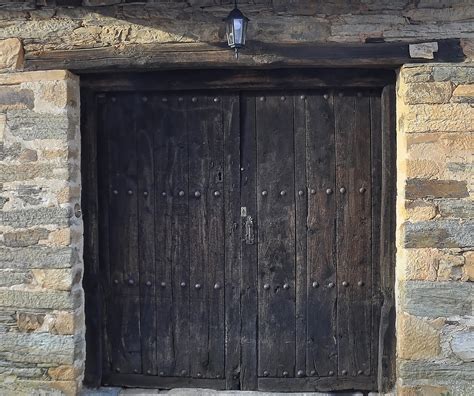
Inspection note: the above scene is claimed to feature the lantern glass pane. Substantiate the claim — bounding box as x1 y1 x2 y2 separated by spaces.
226 23 234 46
233 18 243 45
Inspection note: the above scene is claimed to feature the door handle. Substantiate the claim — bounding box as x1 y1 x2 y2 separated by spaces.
245 215 255 245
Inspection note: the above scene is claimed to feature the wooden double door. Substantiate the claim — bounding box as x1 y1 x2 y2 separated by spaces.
92 85 392 392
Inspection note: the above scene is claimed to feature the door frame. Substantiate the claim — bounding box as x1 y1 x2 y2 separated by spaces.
81 68 396 392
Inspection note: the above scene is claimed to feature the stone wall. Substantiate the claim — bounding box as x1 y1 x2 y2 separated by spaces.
0 70 83 395
0 0 473 66
397 64 474 395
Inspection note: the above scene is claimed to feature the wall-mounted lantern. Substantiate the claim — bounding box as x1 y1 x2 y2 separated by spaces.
224 1 249 59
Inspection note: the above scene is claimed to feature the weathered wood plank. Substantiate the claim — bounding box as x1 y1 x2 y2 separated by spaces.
335 91 372 377
240 94 258 390
136 93 157 376
378 85 397 392
81 87 102 387
305 91 337 377
256 93 296 378
222 94 241 389
293 93 307 377
156 94 190 377
26 40 464 72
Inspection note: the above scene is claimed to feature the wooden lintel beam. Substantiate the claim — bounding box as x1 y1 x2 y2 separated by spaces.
25 39 464 73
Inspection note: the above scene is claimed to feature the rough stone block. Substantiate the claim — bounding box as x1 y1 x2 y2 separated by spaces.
451 331 474 362
404 281 473 317
438 199 474 219
0 38 24 71
31 269 73 291
405 179 469 200
6 110 72 141
399 103 473 133
405 200 437 221
0 290 73 310
3 228 49 248
403 220 474 248
47 364 75 380
464 251 474 281
0 246 77 270
433 66 474 84
398 313 440 359
0 88 34 111
0 333 74 364
17 312 46 333
452 84 474 103
0 207 71 228
399 359 474 381
0 270 31 287
403 82 452 105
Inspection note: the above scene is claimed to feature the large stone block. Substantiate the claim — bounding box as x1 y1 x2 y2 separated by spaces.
0 38 24 72
2 228 49 248
0 88 34 111
6 110 72 141
404 281 473 317
0 290 73 310
433 65 474 84
0 207 71 228
0 163 68 183
399 103 473 133
403 220 474 248
405 179 469 200
438 199 474 219
451 331 474 362
399 359 474 381
0 333 74 364
398 313 440 359
402 82 452 104
0 246 77 270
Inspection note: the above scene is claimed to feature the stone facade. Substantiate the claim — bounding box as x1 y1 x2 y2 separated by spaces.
0 1 473 395
397 64 474 395
0 70 83 395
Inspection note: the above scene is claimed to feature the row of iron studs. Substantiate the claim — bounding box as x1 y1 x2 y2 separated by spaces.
110 187 366 197
113 367 368 377
109 93 365 103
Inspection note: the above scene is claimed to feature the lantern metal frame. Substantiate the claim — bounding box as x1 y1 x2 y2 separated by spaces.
223 0 249 59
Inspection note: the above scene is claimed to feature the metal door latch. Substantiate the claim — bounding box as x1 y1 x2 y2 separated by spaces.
245 215 254 245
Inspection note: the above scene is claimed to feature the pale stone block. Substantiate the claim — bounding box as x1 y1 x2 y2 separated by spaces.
0 289 73 310
399 103 474 133
403 82 452 104
453 84 474 98
0 113 5 144
405 200 437 221
31 269 73 291
0 333 74 364
0 246 77 270
0 38 24 71
0 70 77 86
464 251 474 281
404 248 465 281
45 228 72 247
409 42 438 59
47 365 76 380
398 312 440 359
451 331 474 362
53 311 74 335
398 385 449 396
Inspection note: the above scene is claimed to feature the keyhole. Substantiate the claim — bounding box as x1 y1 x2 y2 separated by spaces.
217 171 223 182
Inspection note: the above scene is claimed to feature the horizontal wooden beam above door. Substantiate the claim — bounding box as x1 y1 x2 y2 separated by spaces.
26 39 464 73
81 69 395 91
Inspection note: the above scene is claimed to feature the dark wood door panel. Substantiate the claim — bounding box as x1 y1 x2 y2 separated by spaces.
89 83 392 392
